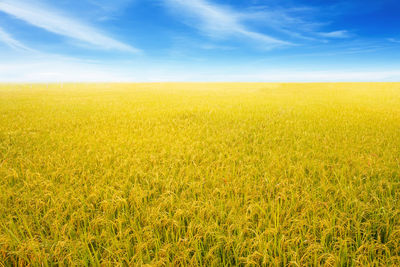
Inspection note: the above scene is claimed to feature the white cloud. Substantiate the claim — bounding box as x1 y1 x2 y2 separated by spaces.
238 7 321 41
0 26 34 51
164 0 292 47
0 0 140 52
319 30 351 38
164 0 351 46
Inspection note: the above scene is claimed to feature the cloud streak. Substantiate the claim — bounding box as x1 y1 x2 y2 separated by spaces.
164 0 353 48
164 0 292 47
0 0 140 52
388 38 400 44
0 26 33 51
238 7 321 41
319 30 351 38
87 0 135 12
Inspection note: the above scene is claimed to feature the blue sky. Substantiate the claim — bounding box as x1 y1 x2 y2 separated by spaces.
0 0 400 82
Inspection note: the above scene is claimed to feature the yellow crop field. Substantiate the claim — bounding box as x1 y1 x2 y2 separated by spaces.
0 83 399 266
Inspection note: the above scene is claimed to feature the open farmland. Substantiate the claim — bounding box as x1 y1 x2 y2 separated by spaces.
0 83 399 266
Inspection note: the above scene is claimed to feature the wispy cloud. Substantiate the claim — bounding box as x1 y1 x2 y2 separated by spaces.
87 0 135 12
86 0 136 21
0 26 34 51
0 0 140 52
164 0 292 48
319 30 351 38
239 6 354 42
238 6 322 41
388 38 400 44
164 0 352 48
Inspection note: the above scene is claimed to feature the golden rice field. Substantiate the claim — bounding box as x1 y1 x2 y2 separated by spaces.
0 83 399 266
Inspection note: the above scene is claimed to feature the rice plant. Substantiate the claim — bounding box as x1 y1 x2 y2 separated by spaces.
0 83 399 266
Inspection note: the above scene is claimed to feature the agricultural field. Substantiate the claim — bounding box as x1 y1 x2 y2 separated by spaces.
0 83 399 266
